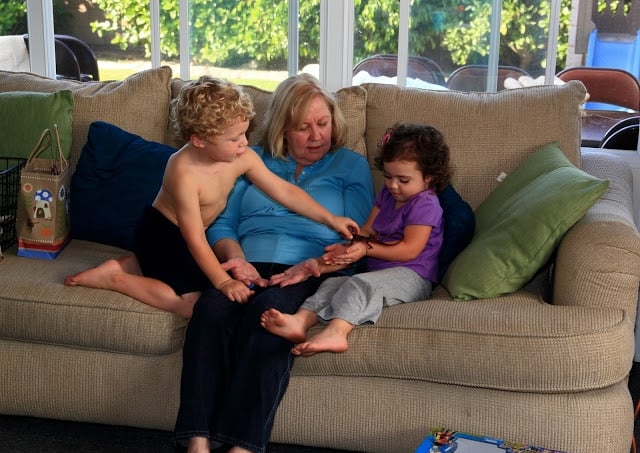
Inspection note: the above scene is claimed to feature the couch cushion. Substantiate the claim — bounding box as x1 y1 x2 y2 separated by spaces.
0 67 173 169
442 142 609 300
362 81 587 207
0 90 74 160
291 285 632 393
71 121 177 251
436 184 475 282
0 240 186 355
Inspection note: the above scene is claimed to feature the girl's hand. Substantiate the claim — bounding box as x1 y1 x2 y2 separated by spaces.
216 278 254 304
330 216 359 239
323 241 367 265
269 258 322 287
221 257 269 288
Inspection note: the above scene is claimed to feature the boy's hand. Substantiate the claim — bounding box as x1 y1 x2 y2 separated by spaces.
221 257 269 288
330 216 359 239
269 258 321 287
217 278 254 304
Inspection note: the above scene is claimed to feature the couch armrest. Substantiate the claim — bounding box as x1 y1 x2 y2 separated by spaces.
553 151 640 321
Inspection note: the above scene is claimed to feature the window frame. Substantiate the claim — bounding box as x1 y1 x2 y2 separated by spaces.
26 0 563 90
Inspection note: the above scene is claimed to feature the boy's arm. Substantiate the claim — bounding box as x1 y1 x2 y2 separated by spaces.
244 151 358 239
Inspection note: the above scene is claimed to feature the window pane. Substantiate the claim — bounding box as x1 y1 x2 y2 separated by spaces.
187 0 290 90
48 0 304 90
53 0 151 81
352 0 403 86
408 0 564 91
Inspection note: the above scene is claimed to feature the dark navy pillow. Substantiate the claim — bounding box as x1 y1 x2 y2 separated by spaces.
437 184 475 283
71 121 177 250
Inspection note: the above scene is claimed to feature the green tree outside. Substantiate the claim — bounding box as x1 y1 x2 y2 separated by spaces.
2 0 571 73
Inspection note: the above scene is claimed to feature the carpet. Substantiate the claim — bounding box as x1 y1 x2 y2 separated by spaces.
2 363 640 453
0 413 356 452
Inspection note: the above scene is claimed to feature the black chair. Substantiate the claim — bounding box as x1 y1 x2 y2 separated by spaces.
353 54 447 86
600 116 640 149
54 34 100 81
23 35 81 81
447 64 531 91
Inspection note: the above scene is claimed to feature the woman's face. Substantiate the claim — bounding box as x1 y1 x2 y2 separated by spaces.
285 94 333 166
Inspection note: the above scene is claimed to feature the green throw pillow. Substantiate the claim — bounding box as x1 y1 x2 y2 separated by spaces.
442 142 610 300
0 90 73 160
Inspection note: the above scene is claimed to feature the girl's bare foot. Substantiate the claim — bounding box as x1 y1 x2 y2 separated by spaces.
291 330 348 356
291 319 354 357
260 308 307 343
64 259 122 289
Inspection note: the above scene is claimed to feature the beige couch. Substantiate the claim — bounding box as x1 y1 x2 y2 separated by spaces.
1 66 639 453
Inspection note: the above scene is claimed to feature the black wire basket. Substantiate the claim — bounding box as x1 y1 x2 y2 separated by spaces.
0 157 27 251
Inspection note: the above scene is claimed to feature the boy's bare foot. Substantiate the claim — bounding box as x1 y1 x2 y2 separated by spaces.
260 308 307 343
176 292 200 320
64 259 122 289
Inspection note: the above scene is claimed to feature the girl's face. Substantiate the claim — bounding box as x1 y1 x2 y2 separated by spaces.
382 159 431 206
284 94 333 166
193 118 250 162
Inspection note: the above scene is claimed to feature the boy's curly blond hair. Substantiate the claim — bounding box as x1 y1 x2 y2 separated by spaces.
171 76 256 142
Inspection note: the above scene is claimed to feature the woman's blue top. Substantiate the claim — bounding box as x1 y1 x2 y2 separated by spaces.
206 146 374 265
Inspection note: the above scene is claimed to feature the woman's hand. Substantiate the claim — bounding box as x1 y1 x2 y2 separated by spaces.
322 241 367 265
216 278 254 304
269 258 322 287
221 257 269 288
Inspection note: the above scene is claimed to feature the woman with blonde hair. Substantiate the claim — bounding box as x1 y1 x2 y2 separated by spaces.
173 73 374 453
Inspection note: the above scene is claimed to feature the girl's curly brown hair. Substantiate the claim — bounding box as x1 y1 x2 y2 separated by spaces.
170 76 256 142
374 123 452 192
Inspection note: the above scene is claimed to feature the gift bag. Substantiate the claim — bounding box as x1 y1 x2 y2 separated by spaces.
17 126 71 259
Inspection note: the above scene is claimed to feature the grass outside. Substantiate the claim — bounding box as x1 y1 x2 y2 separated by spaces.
98 58 288 91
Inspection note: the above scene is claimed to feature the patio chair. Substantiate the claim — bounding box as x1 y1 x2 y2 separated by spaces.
556 66 640 111
23 35 81 81
54 34 100 81
446 64 531 92
353 54 446 86
600 115 640 149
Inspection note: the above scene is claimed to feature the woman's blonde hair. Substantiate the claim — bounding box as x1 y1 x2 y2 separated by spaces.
260 73 346 158
171 76 255 142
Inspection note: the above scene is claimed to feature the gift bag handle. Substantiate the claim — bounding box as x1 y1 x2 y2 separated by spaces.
25 125 68 175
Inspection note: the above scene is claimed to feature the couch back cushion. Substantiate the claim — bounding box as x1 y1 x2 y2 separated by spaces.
363 81 586 209
0 67 173 170
169 79 368 155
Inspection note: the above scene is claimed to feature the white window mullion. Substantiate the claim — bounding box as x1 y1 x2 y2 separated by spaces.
397 0 410 86
150 0 161 68
487 0 502 92
319 0 354 91
288 0 299 76
26 0 56 78
179 0 190 80
545 0 561 83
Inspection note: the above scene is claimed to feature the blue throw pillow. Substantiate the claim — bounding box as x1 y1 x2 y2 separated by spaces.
71 121 177 250
437 184 475 282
